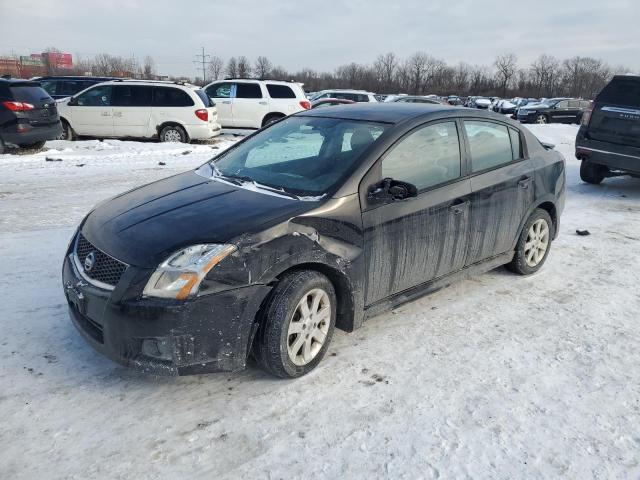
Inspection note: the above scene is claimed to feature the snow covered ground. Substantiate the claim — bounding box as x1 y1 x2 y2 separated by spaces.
1 125 639 479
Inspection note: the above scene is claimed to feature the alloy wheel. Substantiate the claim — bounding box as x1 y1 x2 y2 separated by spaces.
163 129 182 142
524 219 550 267
287 288 331 366
536 115 547 124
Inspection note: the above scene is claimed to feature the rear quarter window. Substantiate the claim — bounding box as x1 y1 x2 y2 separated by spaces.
266 84 296 99
153 87 194 107
597 78 640 107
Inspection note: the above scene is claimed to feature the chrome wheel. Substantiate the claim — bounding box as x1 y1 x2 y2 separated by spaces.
524 219 550 267
163 129 182 142
536 115 547 124
287 288 331 366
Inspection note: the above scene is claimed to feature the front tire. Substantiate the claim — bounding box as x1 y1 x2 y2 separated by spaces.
580 161 607 184
261 114 284 128
255 270 336 378
507 208 554 275
159 124 187 143
59 120 75 141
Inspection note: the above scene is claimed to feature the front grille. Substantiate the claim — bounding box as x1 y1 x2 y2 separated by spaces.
75 233 128 288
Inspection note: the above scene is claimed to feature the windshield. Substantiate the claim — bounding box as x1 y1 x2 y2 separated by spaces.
204 116 388 197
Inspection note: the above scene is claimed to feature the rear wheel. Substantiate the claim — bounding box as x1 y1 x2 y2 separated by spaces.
159 124 187 143
261 114 284 128
535 114 548 124
0 137 5 154
255 270 336 378
580 161 607 184
507 209 554 275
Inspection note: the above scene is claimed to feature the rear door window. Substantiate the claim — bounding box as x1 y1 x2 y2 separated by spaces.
113 85 153 107
464 121 514 172
266 84 296 99
153 87 193 107
236 83 262 99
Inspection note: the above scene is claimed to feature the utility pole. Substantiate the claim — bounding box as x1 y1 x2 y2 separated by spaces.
194 47 211 84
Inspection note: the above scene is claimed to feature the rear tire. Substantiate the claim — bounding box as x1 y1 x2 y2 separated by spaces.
580 161 607 184
255 270 336 378
535 114 548 124
507 208 554 275
261 114 284 128
159 124 188 143
0 137 5 154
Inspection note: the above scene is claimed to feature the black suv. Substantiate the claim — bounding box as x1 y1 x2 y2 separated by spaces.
516 98 591 124
62 104 566 378
34 76 118 100
0 78 62 153
575 75 640 184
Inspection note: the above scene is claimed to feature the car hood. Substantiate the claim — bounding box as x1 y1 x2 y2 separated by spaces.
80 170 320 268
475 99 491 106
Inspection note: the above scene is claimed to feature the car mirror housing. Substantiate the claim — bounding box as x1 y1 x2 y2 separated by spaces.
367 178 418 205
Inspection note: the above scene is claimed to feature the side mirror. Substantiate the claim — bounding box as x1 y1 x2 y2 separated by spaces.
367 178 418 205
67 97 78 106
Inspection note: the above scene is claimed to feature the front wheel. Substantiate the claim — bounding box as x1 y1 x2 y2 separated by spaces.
535 114 548 124
255 270 336 378
507 209 554 275
159 125 187 143
580 161 607 184
58 120 75 141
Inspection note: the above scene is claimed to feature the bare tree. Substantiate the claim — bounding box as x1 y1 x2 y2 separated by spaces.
373 52 398 92
494 53 518 96
207 55 224 80
237 56 252 77
530 54 559 97
225 57 238 78
254 56 272 78
142 56 156 79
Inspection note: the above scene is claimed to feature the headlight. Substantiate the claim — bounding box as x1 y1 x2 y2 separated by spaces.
143 244 236 300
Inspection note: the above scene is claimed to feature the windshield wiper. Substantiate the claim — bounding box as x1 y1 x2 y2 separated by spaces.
210 167 300 199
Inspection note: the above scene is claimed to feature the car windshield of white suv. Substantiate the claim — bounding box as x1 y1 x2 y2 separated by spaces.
199 116 387 198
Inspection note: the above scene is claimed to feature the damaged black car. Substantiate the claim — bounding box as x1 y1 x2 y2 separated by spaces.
62 103 565 378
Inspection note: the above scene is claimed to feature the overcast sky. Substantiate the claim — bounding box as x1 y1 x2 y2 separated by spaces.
1 0 639 76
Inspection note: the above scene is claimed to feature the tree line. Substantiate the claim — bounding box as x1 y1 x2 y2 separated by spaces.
63 49 633 100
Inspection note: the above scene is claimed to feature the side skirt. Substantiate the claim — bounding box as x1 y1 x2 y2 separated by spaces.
363 252 514 321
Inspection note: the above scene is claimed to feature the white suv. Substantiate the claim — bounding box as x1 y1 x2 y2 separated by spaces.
57 80 221 143
309 90 378 103
203 79 310 128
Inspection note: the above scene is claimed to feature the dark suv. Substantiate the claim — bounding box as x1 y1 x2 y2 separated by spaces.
0 78 62 153
62 104 565 378
34 76 117 100
575 75 640 184
516 98 591 124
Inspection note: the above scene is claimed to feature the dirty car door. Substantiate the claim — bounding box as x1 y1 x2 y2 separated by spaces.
362 120 472 305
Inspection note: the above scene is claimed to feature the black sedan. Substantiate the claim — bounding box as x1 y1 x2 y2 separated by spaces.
516 98 592 124
62 104 566 378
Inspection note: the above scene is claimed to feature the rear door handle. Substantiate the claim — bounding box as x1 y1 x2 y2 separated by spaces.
518 177 532 189
450 200 470 215
222 100 231 104
259 101 268 105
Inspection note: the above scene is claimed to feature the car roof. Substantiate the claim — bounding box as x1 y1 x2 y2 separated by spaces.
33 76 117 81
299 102 462 123
0 78 41 86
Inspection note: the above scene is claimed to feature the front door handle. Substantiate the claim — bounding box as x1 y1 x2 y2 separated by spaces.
259 101 268 105
113 111 123 118
518 177 532 189
101 111 111 117
450 200 470 215
222 100 231 104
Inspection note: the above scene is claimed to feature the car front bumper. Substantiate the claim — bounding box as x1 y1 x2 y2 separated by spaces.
2 120 62 146
516 111 535 123
62 253 270 375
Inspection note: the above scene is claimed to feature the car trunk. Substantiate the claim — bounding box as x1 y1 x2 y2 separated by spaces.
587 78 640 149
9 83 59 127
